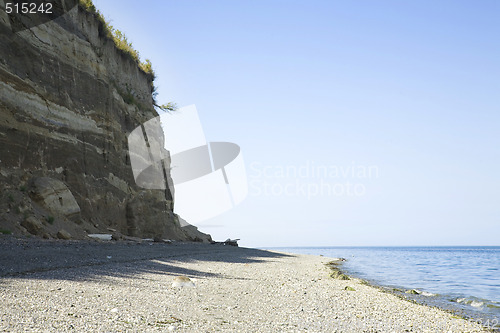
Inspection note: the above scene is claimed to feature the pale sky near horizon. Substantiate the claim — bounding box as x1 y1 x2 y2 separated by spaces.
92 0 499 247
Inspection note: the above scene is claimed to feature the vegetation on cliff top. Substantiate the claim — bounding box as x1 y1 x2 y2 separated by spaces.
78 0 152 76
78 0 176 112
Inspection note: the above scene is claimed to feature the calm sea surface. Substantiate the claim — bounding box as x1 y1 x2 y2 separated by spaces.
266 247 500 327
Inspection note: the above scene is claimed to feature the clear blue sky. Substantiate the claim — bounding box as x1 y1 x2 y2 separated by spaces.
92 0 499 247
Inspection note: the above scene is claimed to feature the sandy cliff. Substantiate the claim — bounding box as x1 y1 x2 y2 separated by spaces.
0 1 210 242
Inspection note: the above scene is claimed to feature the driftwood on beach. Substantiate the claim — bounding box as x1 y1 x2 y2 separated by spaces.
211 238 240 246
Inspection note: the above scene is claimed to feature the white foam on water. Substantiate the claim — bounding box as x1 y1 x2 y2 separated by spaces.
471 301 484 308
420 291 436 297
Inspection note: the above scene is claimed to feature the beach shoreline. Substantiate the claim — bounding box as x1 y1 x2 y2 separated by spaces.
0 237 493 332
323 256 498 332
269 246 500 331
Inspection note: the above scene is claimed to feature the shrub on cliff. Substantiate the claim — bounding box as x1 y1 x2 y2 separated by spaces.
79 0 96 13
139 59 156 81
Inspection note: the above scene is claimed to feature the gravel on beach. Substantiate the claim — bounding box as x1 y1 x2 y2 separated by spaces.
0 238 489 332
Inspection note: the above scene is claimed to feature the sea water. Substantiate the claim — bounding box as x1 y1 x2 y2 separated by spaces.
267 246 500 328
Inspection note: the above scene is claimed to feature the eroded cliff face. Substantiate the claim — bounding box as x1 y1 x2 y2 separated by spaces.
0 1 211 242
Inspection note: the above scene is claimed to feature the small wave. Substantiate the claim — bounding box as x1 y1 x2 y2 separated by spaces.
404 289 436 296
453 297 487 308
470 301 484 308
420 291 436 297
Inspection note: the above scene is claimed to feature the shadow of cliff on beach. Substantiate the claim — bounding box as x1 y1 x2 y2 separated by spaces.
0 237 294 283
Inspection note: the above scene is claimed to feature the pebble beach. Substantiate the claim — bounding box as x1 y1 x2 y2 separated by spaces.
0 238 490 332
